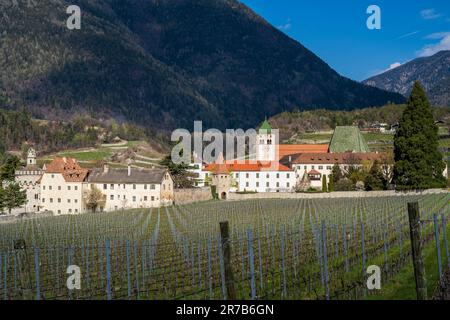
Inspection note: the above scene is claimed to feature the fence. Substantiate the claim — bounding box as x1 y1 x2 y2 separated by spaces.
0 194 448 300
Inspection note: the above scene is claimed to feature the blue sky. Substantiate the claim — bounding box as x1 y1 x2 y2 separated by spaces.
240 0 450 81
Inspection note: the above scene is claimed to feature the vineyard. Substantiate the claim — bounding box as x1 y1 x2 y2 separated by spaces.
0 193 449 300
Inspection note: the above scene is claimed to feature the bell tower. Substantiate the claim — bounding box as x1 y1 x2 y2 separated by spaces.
256 119 276 161
27 148 37 166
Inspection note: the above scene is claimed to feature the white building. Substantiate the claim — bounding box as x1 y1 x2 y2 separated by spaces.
280 152 387 189
38 156 174 215
14 148 43 213
87 164 174 211
40 157 88 215
206 160 295 193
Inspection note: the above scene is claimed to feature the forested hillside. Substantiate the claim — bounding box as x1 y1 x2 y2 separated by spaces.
0 0 404 132
0 109 167 163
267 104 450 141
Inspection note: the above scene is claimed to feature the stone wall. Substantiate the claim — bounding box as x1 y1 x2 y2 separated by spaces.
174 187 213 205
228 189 449 201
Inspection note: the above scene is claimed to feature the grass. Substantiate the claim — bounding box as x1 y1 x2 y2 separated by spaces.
367 221 450 300
363 133 394 142
57 149 113 162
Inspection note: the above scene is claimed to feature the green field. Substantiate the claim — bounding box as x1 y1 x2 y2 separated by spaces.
0 193 448 300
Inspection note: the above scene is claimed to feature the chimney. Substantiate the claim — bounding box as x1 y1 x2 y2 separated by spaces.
126 158 132 176
103 163 109 174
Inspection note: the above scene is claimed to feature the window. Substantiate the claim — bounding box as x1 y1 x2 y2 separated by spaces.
68 186 71 191
49 186 52 190
304 166 307 170
287 173 290 179
326 166 332 170
68 199 71 203
74 186 78 191
133 196 136 202
266 182 269 187
163 185 166 191
123 184 126 189
287 182 290 188
276 182 280 187
133 184 136 190
57 210 61 214
103 184 107 190
110 195 114 200
69 209 72 213
150 184 155 190
256 182 259 187
236 173 239 178
74 199 78 203
110 184 114 190
58 186 61 190
58 198 61 203
34 194 39 200
246 182 249 187
51 174 55 178
43 186 46 190
42 198 45 203
266 174 269 179
75 209 78 213
256 173 259 178
319 166 323 170
312 166 315 169
144 196 148 201
246 173 249 178
144 184 147 190
151 196 155 201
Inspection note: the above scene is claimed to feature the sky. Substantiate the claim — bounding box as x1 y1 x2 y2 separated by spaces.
240 0 450 81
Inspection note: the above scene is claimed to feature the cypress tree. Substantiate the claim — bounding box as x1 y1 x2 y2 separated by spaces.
393 81 446 190
322 175 328 192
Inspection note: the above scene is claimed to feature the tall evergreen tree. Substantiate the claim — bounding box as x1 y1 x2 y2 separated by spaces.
322 175 328 192
0 155 21 182
393 81 446 190
365 160 386 191
3 183 27 215
0 186 5 215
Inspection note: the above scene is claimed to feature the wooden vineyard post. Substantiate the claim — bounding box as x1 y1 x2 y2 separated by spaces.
220 221 236 300
433 214 443 280
407 202 427 300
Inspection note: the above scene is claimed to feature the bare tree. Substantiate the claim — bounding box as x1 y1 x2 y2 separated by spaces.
84 185 106 213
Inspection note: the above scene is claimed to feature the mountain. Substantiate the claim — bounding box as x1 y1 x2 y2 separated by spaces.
0 0 404 132
363 51 450 106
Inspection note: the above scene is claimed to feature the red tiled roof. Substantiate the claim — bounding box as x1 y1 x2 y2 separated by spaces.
308 169 321 175
278 144 329 159
290 152 383 164
205 160 292 173
44 157 89 182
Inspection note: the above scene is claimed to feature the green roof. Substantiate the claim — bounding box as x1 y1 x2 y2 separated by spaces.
259 118 272 134
329 126 370 153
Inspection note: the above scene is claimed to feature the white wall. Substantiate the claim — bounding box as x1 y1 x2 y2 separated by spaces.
15 171 42 213
232 171 295 192
89 182 163 211
40 173 84 215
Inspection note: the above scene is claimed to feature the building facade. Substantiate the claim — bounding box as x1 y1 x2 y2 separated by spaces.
39 157 88 215
14 148 43 213
32 156 174 215
87 165 174 211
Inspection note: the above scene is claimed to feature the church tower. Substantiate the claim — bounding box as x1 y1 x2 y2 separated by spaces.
27 148 37 166
256 119 276 161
